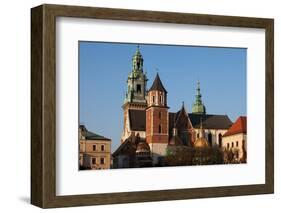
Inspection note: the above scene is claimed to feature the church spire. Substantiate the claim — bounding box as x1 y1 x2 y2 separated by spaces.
124 46 147 104
192 81 206 114
132 45 143 72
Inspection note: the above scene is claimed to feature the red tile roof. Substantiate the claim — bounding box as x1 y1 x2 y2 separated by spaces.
223 116 247 137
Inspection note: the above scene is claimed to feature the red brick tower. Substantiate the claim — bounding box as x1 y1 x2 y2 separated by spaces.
146 73 169 163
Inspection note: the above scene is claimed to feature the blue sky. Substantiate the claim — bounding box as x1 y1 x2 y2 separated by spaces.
79 42 246 151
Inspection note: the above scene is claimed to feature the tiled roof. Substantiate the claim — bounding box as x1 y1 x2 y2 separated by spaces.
223 116 247 137
188 113 233 130
148 73 167 93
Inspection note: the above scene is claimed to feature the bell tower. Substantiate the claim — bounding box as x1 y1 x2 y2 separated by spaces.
124 46 148 104
192 81 206 114
122 46 148 142
146 73 169 164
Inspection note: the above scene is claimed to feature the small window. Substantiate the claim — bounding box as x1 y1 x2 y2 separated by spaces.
236 141 239 147
92 158 96 164
100 158 105 164
152 96 155 103
159 95 162 104
208 133 212 146
227 143 230 149
197 133 200 139
92 145 96 151
218 133 222 147
158 124 162 133
231 142 234 148
136 84 141 93
101 145 105 151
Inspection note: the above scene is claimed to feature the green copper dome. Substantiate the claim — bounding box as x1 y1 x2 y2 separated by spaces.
124 46 148 104
192 81 206 114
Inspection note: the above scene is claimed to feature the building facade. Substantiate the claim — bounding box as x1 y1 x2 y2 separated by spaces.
79 125 111 170
222 116 247 163
113 47 236 167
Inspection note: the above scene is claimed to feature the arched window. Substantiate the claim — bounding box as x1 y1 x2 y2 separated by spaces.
152 96 155 104
208 133 212 146
158 124 162 133
218 133 222 147
159 95 162 104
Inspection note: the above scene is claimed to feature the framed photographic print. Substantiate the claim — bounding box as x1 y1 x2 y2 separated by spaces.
31 4 274 208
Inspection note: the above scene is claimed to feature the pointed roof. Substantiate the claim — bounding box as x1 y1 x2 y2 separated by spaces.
174 102 189 128
192 81 206 114
223 116 247 137
149 73 167 93
188 114 232 129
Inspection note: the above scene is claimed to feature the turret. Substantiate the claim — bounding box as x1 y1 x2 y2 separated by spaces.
124 46 148 104
146 73 169 165
192 81 206 114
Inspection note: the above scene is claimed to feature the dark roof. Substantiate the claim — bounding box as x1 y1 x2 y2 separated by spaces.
148 73 167 93
84 131 111 141
129 109 146 131
112 133 143 156
112 139 132 157
79 124 111 141
128 109 232 132
188 113 233 129
223 116 247 137
168 105 189 130
79 124 87 132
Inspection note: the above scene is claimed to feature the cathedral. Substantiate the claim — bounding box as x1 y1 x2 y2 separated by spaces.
112 47 233 168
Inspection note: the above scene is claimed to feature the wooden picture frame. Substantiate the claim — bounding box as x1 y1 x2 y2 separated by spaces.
31 4 274 208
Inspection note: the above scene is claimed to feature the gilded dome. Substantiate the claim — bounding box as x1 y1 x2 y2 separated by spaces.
194 137 209 148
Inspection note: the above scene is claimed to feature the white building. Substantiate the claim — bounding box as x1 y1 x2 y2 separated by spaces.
222 116 247 162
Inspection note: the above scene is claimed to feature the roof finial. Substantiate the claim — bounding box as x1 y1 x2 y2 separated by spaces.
197 80 200 91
